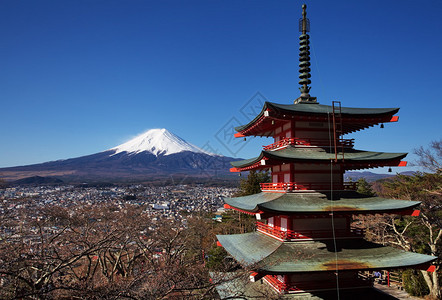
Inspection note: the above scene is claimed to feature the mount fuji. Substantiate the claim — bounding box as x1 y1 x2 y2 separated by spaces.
0 129 239 183
111 129 215 157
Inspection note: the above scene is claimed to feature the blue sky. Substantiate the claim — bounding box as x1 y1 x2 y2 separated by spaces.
1 0 441 173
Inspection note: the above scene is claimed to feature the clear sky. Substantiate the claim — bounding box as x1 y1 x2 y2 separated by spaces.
1 0 441 173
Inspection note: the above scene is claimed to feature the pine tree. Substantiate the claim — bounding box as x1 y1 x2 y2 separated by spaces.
356 178 375 196
236 170 270 196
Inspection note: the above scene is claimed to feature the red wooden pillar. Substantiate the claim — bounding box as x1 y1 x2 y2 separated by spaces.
387 271 390 287
284 275 290 292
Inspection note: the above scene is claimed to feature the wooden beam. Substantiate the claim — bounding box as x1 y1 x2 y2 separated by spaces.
398 209 420 216
397 161 407 167
250 271 265 282
389 116 399 122
415 263 436 272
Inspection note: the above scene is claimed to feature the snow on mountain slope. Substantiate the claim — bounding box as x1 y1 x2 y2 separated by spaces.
111 128 216 157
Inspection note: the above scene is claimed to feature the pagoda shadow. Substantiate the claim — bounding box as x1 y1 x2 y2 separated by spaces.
318 239 384 253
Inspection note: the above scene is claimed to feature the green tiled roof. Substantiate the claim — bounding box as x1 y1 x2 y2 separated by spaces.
224 192 420 214
212 271 398 299
235 102 399 133
230 147 407 168
269 102 399 115
217 232 436 273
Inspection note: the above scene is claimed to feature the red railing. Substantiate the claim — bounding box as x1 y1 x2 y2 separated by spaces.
263 137 354 151
264 274 371 293
256 222 287 240
256 222 364 241
260 181 357 192
264 275 288 292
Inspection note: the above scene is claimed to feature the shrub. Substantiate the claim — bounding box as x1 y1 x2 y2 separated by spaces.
402 269 429 297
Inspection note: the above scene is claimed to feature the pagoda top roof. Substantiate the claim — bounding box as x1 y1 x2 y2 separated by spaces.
224 191 420 214
230 147 407 171
269 102 398 117
217 231 436 273
235 102 399 136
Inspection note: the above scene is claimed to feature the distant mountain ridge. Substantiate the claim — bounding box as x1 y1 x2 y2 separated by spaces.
344 171 416 182
12 176 64 185
0 129 239 183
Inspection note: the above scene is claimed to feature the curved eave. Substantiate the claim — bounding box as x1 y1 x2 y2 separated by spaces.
230 153 264 169
264 148 407 163
234 102 271 133
235 102 400 136
230 148 407 170
224 192 421 215
217 232 437 273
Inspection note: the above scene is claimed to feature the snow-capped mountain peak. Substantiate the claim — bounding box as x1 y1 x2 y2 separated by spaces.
111 128 215 157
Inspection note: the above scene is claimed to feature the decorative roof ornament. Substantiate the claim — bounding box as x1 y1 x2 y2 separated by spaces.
295 4 317 104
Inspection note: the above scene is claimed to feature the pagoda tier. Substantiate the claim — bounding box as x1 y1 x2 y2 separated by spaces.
216 232 435 274
214 273 401 298
223 191 420 215
234 102 399 137
230 147 407 173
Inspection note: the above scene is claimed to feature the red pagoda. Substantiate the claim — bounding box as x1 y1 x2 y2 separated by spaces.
216 4 436 298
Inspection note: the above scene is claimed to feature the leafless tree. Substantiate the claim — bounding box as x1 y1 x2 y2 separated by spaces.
0 203 255 299
362 170 441 299
413 139 442 173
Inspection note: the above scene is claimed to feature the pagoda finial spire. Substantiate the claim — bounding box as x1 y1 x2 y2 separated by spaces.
296 4 317 103
301 4 308 34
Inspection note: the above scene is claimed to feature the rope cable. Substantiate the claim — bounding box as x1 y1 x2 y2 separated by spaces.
328 109 341 299
311 25 341 299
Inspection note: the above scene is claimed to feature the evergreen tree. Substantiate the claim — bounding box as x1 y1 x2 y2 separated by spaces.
236 170 270 196
356 178 376 196
206 246 229 271
402 269 430 297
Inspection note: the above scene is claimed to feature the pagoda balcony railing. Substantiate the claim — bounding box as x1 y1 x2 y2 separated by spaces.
256 221 364 241
260 181 357 192
264 274 371 294
264 275 288 293
263 137 354 151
